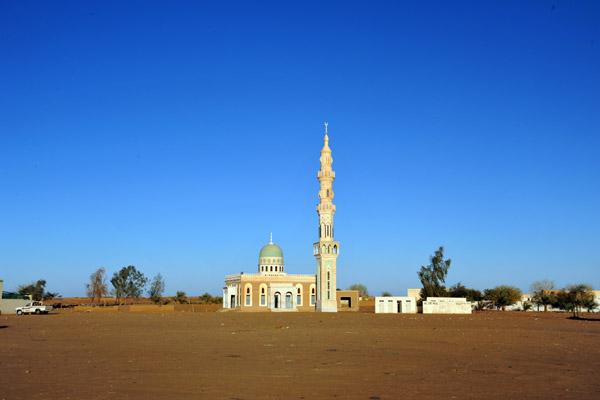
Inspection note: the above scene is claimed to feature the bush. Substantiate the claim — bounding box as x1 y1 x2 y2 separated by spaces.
484 285 522 311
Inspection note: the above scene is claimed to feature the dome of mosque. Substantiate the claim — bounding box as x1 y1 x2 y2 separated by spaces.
259 243 283 258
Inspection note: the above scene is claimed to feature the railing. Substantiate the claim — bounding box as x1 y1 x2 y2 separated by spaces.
225 273 316 280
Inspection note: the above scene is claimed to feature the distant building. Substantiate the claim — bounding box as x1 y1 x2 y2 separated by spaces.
222 124 350 312
375 296 417 313
223 239 316 312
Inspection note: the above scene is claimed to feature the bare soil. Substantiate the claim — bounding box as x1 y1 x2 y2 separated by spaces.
1 310 599 399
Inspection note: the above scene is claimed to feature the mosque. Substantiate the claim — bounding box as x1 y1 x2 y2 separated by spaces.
222 124 357 312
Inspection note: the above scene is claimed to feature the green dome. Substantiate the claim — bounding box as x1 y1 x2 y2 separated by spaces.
259 243 283 258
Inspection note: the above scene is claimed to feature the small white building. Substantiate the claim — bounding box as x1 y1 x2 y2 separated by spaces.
375 296 417 314
422 297 472 314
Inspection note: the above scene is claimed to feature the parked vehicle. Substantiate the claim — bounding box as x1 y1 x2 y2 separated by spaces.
16 302 53 315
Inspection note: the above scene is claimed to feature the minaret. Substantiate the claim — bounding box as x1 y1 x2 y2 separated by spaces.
313 122 339 312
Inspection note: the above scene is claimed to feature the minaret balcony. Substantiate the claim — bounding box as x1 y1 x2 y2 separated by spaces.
317 204 336 213
313 241 340 256
317 171 335 178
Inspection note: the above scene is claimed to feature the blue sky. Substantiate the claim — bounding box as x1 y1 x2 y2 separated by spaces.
1 1 598 298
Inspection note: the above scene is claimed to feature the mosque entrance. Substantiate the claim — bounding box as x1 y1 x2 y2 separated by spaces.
274 292 281 309
230 295 235 308
285 292 293 308
397 300 402 313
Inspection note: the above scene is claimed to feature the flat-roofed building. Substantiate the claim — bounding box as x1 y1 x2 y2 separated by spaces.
375 296 418 313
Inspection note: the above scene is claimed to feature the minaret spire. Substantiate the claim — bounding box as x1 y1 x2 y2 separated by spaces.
270 232 273 244
314 123 339 312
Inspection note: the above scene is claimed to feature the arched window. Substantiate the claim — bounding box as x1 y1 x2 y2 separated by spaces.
333 245 338 254
244 284 252 306
310 285 316 305
260 285 267 306
270 266 273 272
296 284 303 306
275 266 278 272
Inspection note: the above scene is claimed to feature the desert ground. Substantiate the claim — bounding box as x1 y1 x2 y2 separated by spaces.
1 309 599 399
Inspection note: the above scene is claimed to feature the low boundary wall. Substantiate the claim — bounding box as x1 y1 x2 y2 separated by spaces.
0 298 31 314
71 304 222 313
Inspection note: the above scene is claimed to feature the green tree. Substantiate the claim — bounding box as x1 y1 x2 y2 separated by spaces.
566 284 594 318
17 280 58 301
348 284 369 297
148 273 165 304
174 291 188 304
553 291 574 313
448 282 483 302
484 285 522 311
111 266 148 305
530 279 556 312
583 297 599 313
521 301 533 311
417 246 451 301
381 291 392 297
85 267 109 304
199 292 213 304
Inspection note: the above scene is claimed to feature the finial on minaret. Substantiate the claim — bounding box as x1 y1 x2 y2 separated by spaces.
324 122 328 133
270 232 273 244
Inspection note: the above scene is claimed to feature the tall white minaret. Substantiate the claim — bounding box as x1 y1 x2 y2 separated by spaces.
313 122 339 312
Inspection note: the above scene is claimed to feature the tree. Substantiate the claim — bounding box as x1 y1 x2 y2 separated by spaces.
448 282 483 302
583 297 599 313
17 280 59 301
85 267 109 304
110 266 148 305
348 284 368 297
199 292 213 304
174 291 188 304
566 284 594 318
381 291 392 297
553 291 574 313
521 301 533 311
417 246 451 301
484 285 522 311
148 273 165 304
530 279 556 312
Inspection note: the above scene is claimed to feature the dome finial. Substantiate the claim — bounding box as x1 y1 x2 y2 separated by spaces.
324 122 328 134
270 232 273 244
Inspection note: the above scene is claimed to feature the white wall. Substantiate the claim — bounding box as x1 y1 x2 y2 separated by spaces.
423 297 472 314
375 297 417 313
0 299 31 314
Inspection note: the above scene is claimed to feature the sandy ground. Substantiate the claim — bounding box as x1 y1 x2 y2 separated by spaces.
1 311 599 399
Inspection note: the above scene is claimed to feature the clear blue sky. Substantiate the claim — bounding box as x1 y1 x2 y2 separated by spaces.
1 1 598 298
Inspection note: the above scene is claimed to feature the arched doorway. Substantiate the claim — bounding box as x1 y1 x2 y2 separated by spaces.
274 292 281 309
286 292 293 308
